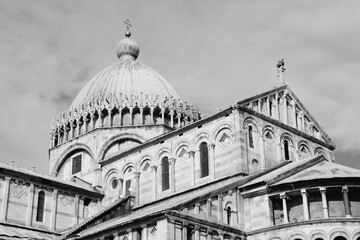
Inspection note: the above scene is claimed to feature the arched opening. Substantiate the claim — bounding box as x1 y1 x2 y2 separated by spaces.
162 157 170 191
123 167 133 197
334 236 347 240
248 126 254 148
252 159 259 171
103 138 142 160
315 238 324 240
199 142 209 178
299 145 310 159
36 191 45 222
283 139 290 160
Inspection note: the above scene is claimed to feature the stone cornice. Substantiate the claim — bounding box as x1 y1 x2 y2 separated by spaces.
237 105 335 150
100 107 234 166
166 210 246 236
247 218 360 236
0 167 103 198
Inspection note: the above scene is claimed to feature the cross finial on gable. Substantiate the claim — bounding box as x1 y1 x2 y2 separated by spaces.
276 58 286 85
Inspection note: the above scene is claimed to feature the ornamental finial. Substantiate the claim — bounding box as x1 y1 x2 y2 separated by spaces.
124 19 132 38
276 58 286 85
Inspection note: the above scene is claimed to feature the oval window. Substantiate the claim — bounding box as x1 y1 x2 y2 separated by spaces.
111 178 118 189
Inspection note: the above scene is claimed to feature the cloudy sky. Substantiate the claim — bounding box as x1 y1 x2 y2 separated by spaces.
0 0 359 174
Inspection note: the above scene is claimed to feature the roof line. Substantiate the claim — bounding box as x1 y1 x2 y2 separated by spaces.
0 164 103 198
237 85 287 105
237 105 335 150
267 155 325 186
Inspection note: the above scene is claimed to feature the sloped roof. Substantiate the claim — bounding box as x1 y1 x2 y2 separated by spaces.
61 172 248 239
241 155 360 190
0 223 58 240
241 156 323 188
0 163 103 197
272 160 360 186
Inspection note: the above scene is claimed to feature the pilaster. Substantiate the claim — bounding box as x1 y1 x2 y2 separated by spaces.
51 189 58 231
134 172 141 205
26 183 35 227
1 177 11 222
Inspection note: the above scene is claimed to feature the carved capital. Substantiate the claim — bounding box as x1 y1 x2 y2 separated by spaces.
133 172 141 178
188 150 196 158
169 158 176 165
342 185 349 193
319 187 326 193
300 189 308 196
280 192 287 199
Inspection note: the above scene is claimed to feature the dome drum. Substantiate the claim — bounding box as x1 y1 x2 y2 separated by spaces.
50 95 201 148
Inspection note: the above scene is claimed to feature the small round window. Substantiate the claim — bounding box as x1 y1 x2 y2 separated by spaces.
111 178 118 189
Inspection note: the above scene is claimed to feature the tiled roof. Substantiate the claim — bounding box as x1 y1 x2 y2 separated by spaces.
0 163 103 196
0 223 59 240
62 172 248 239
272 160 360 186
240 157 318 188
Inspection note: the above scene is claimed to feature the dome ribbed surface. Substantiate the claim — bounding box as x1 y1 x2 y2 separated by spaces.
70 59 181 109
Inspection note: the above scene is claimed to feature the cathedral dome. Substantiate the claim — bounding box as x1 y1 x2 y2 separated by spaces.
69 60 181 110
50 28 201 149
70 34 181 110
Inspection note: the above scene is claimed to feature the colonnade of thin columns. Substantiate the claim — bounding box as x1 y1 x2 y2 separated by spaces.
246 91 316 137
278 186 353 224
50 104 201 148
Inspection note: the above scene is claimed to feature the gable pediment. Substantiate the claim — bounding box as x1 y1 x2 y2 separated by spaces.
237 85 334 147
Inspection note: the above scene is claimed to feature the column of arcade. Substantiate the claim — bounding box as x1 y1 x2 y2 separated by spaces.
274 186 353 225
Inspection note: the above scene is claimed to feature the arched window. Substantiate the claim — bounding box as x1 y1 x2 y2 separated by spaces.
283 139 290 160
226 206 232 225
36 191 45 222
252 159 259 170
123 167 133 196
248 126 254 148
299 145 310 159
162 157 170 191
199 142 209 178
